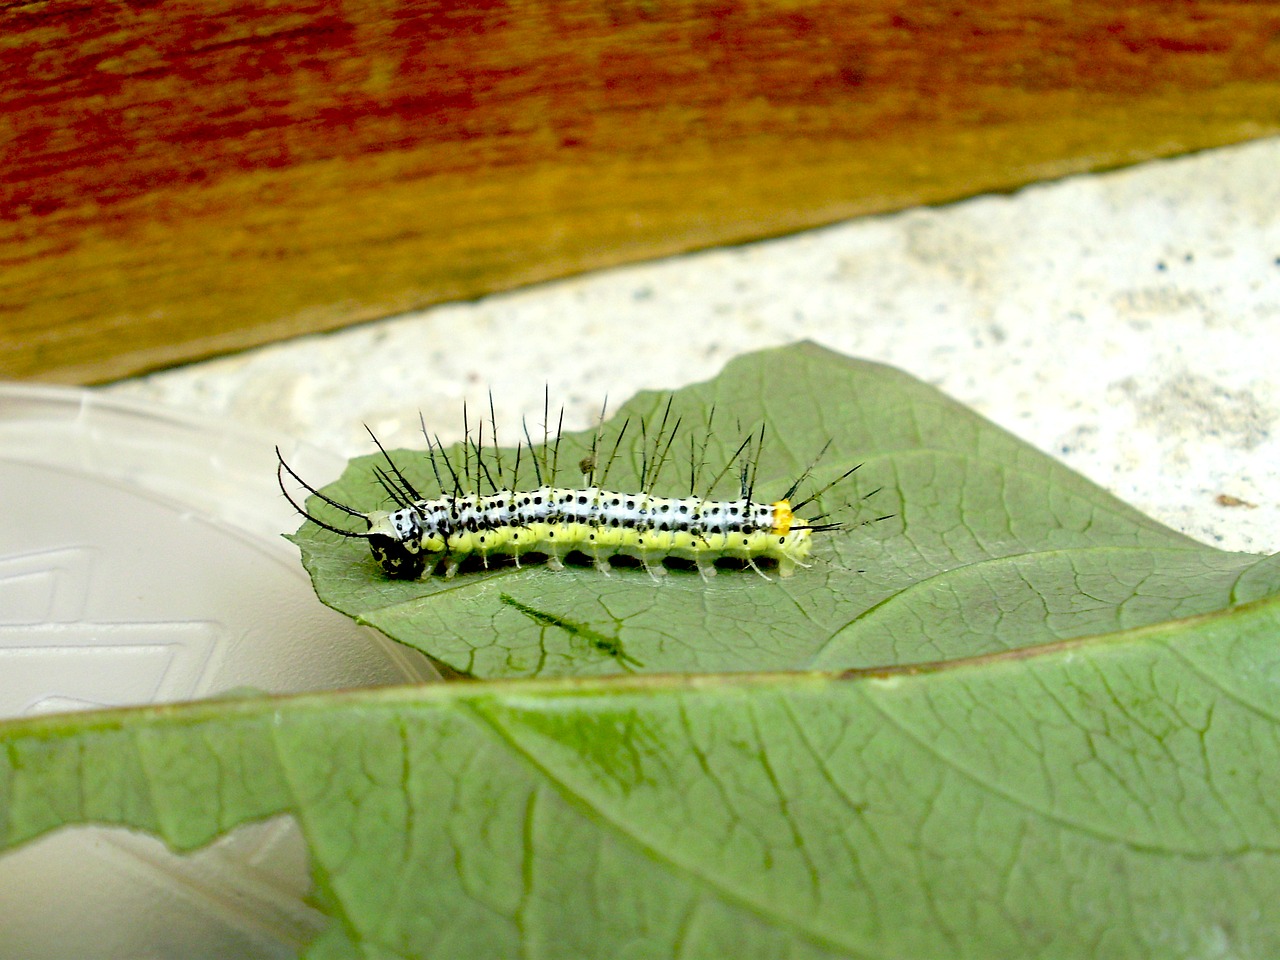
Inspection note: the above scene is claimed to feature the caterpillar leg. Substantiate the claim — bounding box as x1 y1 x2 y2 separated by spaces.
540 540 569 571
777 554 811 578
695 559 718 581
641 558 668 580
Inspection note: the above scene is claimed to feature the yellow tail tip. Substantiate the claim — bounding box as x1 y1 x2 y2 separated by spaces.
771 500 794 535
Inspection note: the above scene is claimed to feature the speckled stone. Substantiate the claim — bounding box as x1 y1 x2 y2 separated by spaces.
106 137 1280 555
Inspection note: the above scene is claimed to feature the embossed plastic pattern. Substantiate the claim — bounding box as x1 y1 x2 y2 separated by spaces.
0 384 436 959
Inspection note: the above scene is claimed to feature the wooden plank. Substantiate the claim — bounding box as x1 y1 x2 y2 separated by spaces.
4 0 1280 383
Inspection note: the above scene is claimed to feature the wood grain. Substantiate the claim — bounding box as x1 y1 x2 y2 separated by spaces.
4 1 1280 383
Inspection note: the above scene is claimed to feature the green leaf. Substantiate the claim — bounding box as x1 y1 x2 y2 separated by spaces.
288 342 1270 680
4 592 1280 958
6 343 1278 958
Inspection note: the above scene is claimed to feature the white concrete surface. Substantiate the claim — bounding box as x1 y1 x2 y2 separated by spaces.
106 137 1280 555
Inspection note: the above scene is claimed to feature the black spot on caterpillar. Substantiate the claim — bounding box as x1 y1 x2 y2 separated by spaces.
279 392 878 581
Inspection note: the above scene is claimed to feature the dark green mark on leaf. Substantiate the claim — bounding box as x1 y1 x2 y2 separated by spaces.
499 591 643 670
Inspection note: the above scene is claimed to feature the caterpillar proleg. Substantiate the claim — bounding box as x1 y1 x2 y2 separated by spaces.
279 393 872 581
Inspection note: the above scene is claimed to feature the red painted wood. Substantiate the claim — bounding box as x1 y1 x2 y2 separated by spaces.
3 1 1279 381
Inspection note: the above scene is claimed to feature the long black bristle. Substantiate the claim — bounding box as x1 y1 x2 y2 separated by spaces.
275 447 368 539
791 461 863 513
365 425 422 502
521 415 544 486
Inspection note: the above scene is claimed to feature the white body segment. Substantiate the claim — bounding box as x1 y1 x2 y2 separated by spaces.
364 486 814 579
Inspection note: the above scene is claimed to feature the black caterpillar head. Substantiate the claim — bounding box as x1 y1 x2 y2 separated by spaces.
367 508 428 579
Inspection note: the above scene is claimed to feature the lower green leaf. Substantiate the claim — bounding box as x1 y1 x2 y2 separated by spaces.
5 592 1280 958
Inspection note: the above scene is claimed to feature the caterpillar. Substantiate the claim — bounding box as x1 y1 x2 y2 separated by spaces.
278 394 873 581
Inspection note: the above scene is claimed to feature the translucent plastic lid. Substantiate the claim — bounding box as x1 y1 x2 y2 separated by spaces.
0 383 436 959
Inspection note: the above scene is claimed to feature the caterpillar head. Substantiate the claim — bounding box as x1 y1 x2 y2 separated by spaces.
366 509 430 579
